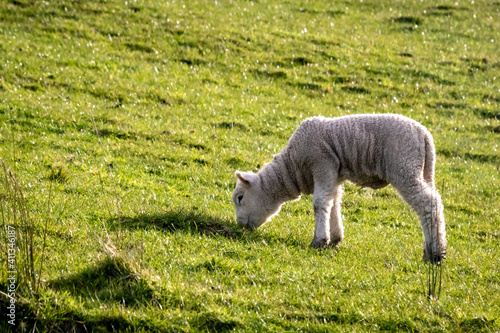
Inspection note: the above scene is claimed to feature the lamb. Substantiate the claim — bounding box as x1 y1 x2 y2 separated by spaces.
232 114 446 264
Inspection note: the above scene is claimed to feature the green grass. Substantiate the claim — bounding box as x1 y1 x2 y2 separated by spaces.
0 0 499 331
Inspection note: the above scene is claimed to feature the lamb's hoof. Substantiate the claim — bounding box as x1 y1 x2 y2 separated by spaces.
310 237 330 249
329 237 343 249
423 248 446 266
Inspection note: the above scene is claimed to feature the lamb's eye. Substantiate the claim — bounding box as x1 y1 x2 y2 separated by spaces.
237 195 244 204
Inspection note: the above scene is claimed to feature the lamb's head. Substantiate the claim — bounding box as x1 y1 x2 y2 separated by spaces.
232 171 282 229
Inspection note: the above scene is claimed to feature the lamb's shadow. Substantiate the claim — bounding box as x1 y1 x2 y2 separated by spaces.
109 209 306 248
49 257 153 308
111 209 246 240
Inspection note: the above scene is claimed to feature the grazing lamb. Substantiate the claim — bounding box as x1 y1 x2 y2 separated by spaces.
232 114 446 264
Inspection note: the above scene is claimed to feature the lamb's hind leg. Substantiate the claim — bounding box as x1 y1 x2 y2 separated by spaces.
394 180 447 264
329 184 344 248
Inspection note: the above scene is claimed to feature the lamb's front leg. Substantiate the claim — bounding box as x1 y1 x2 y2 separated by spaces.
310 175 338 249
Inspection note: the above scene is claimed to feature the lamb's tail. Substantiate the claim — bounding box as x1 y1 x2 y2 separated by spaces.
423 130 436 186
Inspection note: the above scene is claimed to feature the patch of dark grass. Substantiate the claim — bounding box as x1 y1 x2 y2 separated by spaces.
154 96 171 106
438 149 500 164
129 5 141 12
487 125 500 133
461 57 490 73
124 42 154 53
463 152 500 164
95 128 137 140
328 75 348 84
448 91 466 100
482 94 500 103
288 81 322 91
341 85 371 94
215 121 248 131
459 317 496 332
473 230 500 242
313 75 328 83
291 57 313 66
176 38 205 50
364 68 387 76
436 5 454 10
187 142 206 150
260 130 275 136
406 69 455 85
191 257 245 276
276 57 314 68
48 164 70 183
191 312 242 332
447 204 484 216
250 69 287 80
171 138 205 150
426 10 453 17
434 5 469 11
88 87 128 103
150 93 184 106
373 317 417 331
192 157 210 166
10 0 31 7
22 83 44 92
310 39 339 48
297 8 345 17
178 58 207 66
400 26 419 33
314 51 338 62
472 108 500 120
226 156 246 168
429 102 468 109
393 16 422 25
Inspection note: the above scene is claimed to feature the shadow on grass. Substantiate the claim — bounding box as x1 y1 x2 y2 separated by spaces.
0 283 164 332
270 311 498 332
1 257 242 332
49 257 153 308
0 295 241 333
110 209 247 240
109 209 309 249
1 254 242 332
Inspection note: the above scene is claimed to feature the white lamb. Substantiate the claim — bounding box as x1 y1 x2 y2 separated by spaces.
232 114 446 264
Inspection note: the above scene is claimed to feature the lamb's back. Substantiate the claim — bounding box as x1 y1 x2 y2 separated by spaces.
287 114 429 187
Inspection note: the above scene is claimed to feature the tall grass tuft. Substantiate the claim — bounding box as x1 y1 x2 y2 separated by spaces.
0 159 51 296
1 159 36 292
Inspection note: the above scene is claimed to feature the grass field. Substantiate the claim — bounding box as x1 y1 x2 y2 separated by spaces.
0 0 499 331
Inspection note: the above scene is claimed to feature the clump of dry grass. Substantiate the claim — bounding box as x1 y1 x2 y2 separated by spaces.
0 159 51 295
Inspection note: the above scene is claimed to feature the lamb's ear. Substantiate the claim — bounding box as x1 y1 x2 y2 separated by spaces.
235 171 255 186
